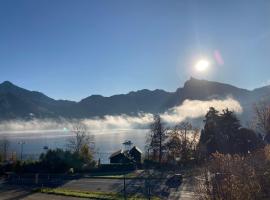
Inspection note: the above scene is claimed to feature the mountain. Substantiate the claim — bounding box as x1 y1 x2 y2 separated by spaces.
165 77 251 108
77 89 173 117
0 81 76 119
0 78 269 120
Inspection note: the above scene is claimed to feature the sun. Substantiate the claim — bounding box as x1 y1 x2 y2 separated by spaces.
195 59 210 72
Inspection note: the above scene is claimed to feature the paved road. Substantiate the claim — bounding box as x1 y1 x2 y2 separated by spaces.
168 177 197 200
61 177 197 199
60 178 130 192
0 178 148 200
0 185 85 200
0 185 33 200
1 176 197 199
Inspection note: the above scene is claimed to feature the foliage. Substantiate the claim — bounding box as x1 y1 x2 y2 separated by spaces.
97 163 136 172
39 148 95 173
165 122 199 165
146 115 200 166
199 107 263 155
80 143 94 163
197 145 270 200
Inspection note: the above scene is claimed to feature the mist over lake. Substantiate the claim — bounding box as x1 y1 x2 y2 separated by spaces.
0 129 148 164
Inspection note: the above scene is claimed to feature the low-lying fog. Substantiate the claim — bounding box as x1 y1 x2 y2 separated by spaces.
0 98 242 163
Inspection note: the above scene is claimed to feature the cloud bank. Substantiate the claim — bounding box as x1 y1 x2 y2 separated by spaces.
161 98 242 124
0 98 242 133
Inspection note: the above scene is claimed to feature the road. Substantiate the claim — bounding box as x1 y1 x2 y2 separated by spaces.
168 177 197 200
52 177 196 199
1 176 197 199
0 185 86 200
60 178 133 192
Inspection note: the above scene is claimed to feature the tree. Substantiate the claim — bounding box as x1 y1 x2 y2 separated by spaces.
67 122 94 164
199 107 223 154
220 108 241 135
220 108 241 154
254 102 270 142
40 149 83 172
199 107 262 155
166 122 199 164
0 137 10 161
232 128 264 154
80 144 94 164
166 126 182 163
146 115 167 164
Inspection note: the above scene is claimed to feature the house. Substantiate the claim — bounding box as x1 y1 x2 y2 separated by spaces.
129 146 142 164
109 149 132 164
109 146 142 165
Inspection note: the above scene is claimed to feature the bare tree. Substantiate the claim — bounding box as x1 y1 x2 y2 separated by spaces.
146 115 167 164
166 122 199 164
0 137 10 161
166 126 182 162
254 102 270 136
67 122 94 155
177 122 192 161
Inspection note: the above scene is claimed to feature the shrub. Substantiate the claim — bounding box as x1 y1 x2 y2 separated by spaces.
97 163 136 172
197 145 270 200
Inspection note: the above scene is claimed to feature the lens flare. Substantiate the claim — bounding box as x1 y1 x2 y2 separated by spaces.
214 50 224 65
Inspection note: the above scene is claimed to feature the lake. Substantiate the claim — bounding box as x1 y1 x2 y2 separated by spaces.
0 129 149 164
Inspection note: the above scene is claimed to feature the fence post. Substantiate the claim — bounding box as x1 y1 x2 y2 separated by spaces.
35 173 39 185
123 174 127 200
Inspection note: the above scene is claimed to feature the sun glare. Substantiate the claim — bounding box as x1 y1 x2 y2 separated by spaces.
195 59 210 72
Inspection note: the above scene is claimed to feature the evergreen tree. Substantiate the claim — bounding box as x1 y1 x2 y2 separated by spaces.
199 107 263 155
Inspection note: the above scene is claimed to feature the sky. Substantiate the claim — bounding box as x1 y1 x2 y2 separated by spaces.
0 0 270 101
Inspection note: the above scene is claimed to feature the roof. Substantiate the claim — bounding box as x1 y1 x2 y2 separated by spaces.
130 146 142 154
109 146 142 159
109 149 123 159
122 140 133 145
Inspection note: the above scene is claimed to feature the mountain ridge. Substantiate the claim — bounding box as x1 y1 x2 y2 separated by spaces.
0 77 269 120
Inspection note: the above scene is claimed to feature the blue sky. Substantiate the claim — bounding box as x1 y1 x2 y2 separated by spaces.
0 0 270 101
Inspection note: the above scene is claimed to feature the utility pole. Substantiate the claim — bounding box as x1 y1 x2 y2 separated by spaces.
3 141 7 160
123 174 127 200
18 141 25 161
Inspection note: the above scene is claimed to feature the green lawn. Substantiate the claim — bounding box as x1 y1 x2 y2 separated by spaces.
38 188 160 200
86 170 143 179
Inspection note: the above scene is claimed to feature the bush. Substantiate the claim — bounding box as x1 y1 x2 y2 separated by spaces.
97 163 136 172
39 149 86 173
197 145 270 200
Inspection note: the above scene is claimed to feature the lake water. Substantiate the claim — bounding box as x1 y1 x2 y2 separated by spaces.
0 129 149 164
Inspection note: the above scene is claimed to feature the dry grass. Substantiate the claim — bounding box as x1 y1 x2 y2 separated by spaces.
196 145 270 200
38 188 161 200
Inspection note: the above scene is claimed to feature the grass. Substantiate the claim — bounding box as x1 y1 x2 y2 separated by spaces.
86 170 143 179
87 174 137 179
86 170 174 179
38 188 160 200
